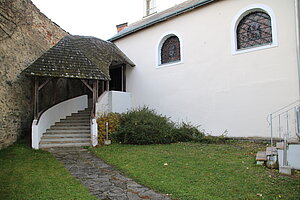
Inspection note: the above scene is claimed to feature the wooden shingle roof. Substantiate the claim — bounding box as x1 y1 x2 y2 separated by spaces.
24 35 135 80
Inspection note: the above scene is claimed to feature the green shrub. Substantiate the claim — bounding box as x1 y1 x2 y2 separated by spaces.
111 107 174 144
198 135 228 144
97 113 121 145
172 122 205 142
111 107 206 145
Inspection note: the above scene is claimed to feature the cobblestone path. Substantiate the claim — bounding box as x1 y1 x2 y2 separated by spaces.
48 148 171 200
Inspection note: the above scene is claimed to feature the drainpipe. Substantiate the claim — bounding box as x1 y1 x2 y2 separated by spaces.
295 0 300 98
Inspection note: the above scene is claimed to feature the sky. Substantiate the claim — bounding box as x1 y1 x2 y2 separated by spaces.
31 0 143 40
31 0 186 40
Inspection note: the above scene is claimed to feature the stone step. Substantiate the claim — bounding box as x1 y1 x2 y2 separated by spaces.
78 109 91 113
45 129 90 134
256 151 267 161
65 116 90 120
287 137 300 144
60 118 90 122
40 142 91 149
49 126 90 130
71 113 91 117
42 133 90 139
266 147 278 155
54 122 90 126
276 142 284 150
41 138 90 143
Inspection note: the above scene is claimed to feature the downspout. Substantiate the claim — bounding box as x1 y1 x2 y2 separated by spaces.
295 0 300 98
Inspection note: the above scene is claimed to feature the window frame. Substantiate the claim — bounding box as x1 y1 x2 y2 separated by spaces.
157 32 183 68
231 4 278 55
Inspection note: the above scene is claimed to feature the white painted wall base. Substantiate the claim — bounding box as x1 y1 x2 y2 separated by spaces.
91 118 98 146
278 143 300 170
31 95 88 149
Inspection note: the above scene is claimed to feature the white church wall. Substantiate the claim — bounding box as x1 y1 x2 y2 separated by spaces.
114 0 299 137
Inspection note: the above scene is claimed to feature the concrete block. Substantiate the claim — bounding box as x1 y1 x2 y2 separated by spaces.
279 166 294 175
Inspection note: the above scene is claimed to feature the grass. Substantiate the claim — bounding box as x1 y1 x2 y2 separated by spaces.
91 142 300 200
0 143 96 200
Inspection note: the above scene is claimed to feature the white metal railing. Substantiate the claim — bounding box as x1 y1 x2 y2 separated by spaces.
267 100 300 146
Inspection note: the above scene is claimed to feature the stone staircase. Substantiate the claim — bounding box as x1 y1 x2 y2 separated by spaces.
256 137 300 174
39 108 92 148
256 146 278 168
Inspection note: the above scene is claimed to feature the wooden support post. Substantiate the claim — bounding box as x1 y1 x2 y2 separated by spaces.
34 77 38 119
106 80 109 91
96 80 99 99
122 64 126 92
101 81 105 94
92 80 97 118
121 65 124 92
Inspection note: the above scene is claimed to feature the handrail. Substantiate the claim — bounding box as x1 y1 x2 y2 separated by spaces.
268 100 300 146
269 100 299 116
271 106 299 119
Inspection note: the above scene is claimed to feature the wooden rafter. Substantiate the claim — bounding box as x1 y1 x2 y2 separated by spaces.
80 79 93 92
38 77 53 91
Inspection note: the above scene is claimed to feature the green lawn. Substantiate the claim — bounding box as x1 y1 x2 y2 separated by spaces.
0 144 96 200
91 142 300 200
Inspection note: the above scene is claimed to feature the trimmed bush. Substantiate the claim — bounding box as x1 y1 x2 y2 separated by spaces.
97 113 121 145
198 135 228 144
110 107 205 145
172 122 205 142
111 107 174 144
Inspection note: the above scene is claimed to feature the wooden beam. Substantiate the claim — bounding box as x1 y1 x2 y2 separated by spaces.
34 77 38 119
92 80 97 118
121 65 124 92
123 64 126 92
38 78 53 91
106 80 109 91
96 80 99 99
80 79 93 92
101 81 105 94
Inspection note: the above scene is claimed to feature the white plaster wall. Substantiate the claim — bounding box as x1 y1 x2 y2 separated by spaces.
111 91 132 113
96 91 132 116
114 0 299 137
32 95 88 149
96 91 110 117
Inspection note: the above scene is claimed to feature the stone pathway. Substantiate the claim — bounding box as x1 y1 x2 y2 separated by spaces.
48 148 171 200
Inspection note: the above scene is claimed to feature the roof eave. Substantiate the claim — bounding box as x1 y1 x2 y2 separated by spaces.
108 0 215 42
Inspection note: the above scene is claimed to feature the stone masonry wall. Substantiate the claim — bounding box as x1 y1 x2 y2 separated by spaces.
0 0 67 149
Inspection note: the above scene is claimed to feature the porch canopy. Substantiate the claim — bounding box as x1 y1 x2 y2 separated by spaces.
23 35 135 119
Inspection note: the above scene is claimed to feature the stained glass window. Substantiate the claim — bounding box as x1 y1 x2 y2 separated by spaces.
237 11 272 50
161 36 181 64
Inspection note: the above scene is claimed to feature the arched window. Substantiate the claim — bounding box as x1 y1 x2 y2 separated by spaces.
231 4 277 54
237 11 272 50
160 36 181 64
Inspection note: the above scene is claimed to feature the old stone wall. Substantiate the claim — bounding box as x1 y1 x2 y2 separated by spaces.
0 0 67 149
